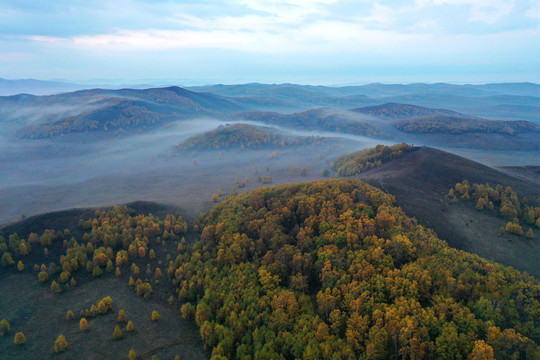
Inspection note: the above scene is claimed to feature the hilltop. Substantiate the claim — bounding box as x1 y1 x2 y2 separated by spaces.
233 108 386 138
347 146 540 276
174 123 331 151
352 102 470 120
8 86 241 139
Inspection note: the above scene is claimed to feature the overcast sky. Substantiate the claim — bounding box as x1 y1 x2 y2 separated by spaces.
1 0 539 85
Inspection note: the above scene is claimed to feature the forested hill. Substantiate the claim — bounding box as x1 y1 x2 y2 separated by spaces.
13 86 241 139
172 179 539 360
352 103 469 120
394 116 540 135
174 123 330 151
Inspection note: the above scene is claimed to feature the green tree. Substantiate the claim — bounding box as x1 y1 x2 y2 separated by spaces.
118 309 127 323
54 334 68 353
469 340 495 360
14 331 25 345
1 252 14 267
0 319 10 336
113 326 123 340
80 318 88 331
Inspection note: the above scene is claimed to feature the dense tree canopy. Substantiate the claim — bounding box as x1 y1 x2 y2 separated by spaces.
395 116 540 135
169 179 539 360
175 123 331 152
332 143 413 176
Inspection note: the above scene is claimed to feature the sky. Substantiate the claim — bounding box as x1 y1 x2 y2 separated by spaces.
0 0 539 85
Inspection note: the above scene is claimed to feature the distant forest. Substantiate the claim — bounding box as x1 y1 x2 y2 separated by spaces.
395 117 540 135
175 123 330 151
332 143 414 176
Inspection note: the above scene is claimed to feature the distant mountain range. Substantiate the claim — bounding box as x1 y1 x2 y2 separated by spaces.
7 86 241 138
1 82 539 150
190 81 540 98
351 102 470 120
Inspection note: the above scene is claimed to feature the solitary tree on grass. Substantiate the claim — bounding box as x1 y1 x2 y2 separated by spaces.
14 331 26 345
54 334 68 353
0 319 10 335
118 309 127 323
113 326 123 340
80 318 88 331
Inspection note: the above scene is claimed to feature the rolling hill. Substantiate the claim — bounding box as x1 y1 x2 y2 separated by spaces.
352 103 471 120
345 146 540 277
6 86 242 139
232 108 386 137
174 123 331 151
394 116 540 135
1 180 539 359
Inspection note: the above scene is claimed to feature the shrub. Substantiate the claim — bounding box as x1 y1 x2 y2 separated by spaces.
54 334 68 353
118 309 127 323
66 310 74 320
80 318 88 331
129 349 137 360
181 303 195 320
136 282 153 299
14 331 25 345
1 252 14 267
151 310 160 321
126 320 134 332
92 266 103 277
106 260 114 273
38 271 49 283
113 326 123 340
0 319 10 336
51 280 62 293
17 260 24 271
97 300 108 314
506 221 523 235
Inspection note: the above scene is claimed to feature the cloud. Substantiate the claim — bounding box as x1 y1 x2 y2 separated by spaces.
2 0 539 82
26 36 66 43
418 0 516 24
527 0 540 18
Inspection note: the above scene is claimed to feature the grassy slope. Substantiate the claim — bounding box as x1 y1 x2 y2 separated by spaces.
357 146 540 277
0 202 206 360
0 274 205 360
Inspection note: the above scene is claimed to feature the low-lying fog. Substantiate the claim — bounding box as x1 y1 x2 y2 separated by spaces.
1 113 538 225
0 115 393 224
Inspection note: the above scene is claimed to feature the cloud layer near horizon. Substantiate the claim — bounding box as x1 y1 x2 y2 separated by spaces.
1 0 539 84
